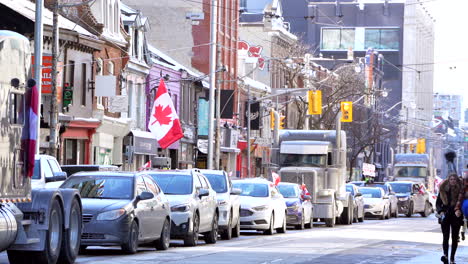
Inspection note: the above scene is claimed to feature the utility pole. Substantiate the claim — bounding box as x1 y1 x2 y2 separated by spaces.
247 84 251 177
207 0 218 169
215 43 222 170
49 0 59 158
34 0 44 155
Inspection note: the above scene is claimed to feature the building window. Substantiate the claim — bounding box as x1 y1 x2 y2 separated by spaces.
81 63 87 106
96 58 104 108
321 28 355 50
365 28 399 50
133 29 138 58
114 0 119 33
107 61 114 75
128 81 134 118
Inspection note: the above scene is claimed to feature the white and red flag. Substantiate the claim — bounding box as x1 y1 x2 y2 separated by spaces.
300 184 310 199
139 160 152 171
21 79 39 178
148 79 183 149
272 172 281 186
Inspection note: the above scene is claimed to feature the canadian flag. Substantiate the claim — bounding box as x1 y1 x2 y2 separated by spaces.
21 79 39 178
148 79 183 149
300 184 310 198
272 172 281 186
139 160 152 171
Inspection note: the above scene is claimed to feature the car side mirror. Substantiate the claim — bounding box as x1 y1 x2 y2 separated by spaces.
139 191 155 201
198 188 209 198
355 192 362 197
302 195 311 201
230 188 242 195
383 195 389 199
46 172 67 182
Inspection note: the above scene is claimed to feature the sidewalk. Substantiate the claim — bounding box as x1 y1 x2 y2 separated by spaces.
396 245 468 264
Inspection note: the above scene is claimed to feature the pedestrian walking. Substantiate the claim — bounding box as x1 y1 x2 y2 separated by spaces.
437 173 463 264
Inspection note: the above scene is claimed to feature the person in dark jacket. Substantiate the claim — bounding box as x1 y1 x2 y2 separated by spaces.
437 173 463 264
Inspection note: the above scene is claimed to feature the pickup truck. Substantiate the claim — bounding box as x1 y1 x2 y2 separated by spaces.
31 154 68 188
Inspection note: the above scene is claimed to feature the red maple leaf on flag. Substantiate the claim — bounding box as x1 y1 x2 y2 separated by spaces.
151 105 173 126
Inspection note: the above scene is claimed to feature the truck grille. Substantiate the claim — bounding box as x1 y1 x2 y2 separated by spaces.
82 214 93 223
240 209 253 217
81 233 105 240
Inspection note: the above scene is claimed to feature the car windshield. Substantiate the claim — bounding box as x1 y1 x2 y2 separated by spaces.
389 183 412 194
279 154 327 167
278 185 299 198
61 176 134 199
203 173 227 193
359 188 382 198
395 166 427 177
367 184 388 193
233 182 269 197
149 173 192 195
346 185 355 195
32 160 40 179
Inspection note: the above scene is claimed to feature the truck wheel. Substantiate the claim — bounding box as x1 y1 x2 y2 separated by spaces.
341 203 353 225
7 251 31 264
122 221 139 254
35 199 64 264
325 217 335 227
58 198 82 264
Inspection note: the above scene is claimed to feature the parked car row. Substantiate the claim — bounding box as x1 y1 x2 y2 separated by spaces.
53 167 319 255
348 180 434 219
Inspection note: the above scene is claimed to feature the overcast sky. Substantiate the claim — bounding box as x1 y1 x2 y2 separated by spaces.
430 0 468 109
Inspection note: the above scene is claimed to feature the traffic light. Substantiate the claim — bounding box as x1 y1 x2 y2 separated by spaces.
270 110 275 129
416 138 426 154
409 144 415 153
308 90 322 115
340 101 353 122
279 115 286 129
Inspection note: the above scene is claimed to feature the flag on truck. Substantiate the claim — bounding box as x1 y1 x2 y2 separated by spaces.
148 79 183 149
21 79 38 177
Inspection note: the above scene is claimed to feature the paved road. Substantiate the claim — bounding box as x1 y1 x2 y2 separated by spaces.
2 215 468 263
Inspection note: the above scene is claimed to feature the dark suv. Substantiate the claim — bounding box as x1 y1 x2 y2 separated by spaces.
388 181 432 217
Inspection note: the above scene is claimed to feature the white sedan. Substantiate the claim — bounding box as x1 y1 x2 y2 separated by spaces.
233 178 287 235
359 187 390 220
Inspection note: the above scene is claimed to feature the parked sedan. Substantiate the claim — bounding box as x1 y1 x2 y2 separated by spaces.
200 169 241 240
60 172 171 254
359 187 390 220
346 184 364 223
233 178 287 235
365 182 398 218
388 181 432 217
277 182 313 229
146 169 219 246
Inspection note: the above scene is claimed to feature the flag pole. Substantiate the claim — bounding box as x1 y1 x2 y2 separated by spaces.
207 0 218 169
34 0 44 155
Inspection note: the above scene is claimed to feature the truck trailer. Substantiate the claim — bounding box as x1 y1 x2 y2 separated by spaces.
0 30 82 264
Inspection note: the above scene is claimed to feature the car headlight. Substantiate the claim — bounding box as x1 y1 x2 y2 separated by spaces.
96 209 126 221
218 200 228 206
252 205 269 211
287 203 300 210
399 197 409 201
171 204 191 212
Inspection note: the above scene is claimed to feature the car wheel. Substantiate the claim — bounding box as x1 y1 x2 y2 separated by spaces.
393 206 399 218
78 246 87 255
204 212 218 244
277 212 287 233
358 206 364 222
380 207 386 220
184 213 199 247
420 202 431 217
263 213 274 235
305 210 313 229
121 221 139 254
406 202 413 217
221 213 233 240
155 218 170 250
325 217 335 227
295 210 305 230
386 206 391 219
232 213 240 238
